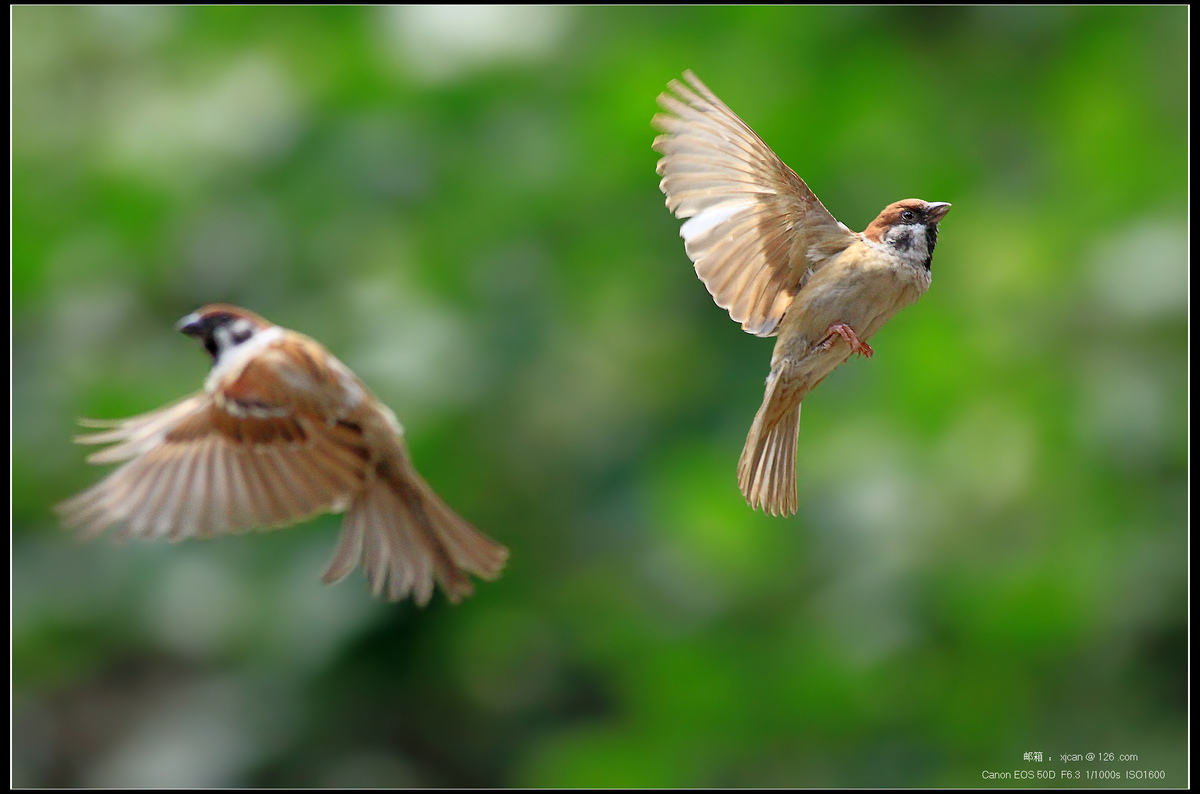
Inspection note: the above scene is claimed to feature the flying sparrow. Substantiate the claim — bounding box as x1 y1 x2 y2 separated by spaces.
653 71 951 515
57 304 508 604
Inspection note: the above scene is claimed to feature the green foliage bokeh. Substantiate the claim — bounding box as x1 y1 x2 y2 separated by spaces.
12 6 1186 787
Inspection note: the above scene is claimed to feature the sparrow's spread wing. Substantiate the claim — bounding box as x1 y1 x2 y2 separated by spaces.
653 71 858 337
57 373 371 541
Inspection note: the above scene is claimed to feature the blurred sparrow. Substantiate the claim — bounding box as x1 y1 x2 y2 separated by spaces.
653 71 951 515
58 304 508 604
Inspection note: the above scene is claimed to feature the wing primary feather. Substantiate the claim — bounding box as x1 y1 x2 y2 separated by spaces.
172 439 211 541
237 451 274 529
258 446 313 521
204 438 230 535
161 446 199 540
125 455 179 539
221 451 257 531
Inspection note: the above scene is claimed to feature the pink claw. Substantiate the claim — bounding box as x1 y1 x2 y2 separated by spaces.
819 323 873 358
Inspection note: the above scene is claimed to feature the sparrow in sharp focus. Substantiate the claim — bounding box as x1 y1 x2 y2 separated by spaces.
57 304 508 604
653 71 951 516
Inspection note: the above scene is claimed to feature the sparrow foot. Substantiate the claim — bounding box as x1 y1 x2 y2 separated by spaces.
818 323 873 358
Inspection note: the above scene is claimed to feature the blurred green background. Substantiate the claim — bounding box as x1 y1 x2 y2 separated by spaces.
12 6 1186 787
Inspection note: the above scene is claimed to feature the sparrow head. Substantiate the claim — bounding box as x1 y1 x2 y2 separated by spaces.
863 199 952 271
176 304 274 362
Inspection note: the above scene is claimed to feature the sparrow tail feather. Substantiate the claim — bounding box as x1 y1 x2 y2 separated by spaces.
737 372 802 516
322 463 508 605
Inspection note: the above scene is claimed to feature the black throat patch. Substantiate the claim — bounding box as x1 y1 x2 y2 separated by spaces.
923 223 939 271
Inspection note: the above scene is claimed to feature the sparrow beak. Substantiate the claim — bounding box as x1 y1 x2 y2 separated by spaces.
926 202 952 222
176 312 204 337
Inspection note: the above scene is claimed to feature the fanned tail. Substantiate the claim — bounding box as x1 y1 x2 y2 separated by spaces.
737 369 803 516
322 461 508 606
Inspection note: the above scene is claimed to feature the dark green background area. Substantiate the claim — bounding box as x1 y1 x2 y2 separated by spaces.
12 6 1186 787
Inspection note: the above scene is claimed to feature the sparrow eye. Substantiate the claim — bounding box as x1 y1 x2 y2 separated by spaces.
900 209 917 222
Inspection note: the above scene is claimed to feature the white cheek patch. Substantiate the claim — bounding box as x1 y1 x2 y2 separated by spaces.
230 318 254 341
680 198 756 243
213 318 258 355
205 325 284 391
